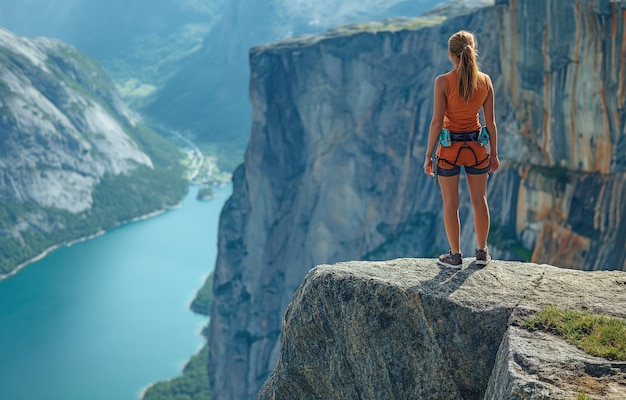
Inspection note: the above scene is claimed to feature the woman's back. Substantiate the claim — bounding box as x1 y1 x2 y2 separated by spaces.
443 70 489 133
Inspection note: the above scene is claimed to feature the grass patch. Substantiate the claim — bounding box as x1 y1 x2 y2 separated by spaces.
521 305 626 361
333 16 445 36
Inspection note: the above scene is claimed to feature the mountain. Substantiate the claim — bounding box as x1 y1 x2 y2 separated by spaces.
0 0 225 109
0 27 187 276
142 0 454 154
0 0 465 160
206 0 626 398
0 0 218 60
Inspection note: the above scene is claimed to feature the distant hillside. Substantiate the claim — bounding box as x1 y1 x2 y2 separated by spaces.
143 0 450 159
0 27 187 277
0 0 225 109
0 0 459 166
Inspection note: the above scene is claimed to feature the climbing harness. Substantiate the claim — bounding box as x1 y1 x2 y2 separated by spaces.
435 127 490 183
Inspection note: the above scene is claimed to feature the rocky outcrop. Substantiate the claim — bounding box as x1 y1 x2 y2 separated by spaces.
209 0 626 398
258 259 626 399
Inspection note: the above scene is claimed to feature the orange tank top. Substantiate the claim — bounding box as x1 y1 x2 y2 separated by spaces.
443 70 489 133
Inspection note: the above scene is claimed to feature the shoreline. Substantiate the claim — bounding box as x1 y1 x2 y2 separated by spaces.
138 342 207 400
0 181 230 283
0 204 179 283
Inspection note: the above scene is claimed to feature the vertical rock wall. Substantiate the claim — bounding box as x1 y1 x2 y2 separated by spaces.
493 0 626 270
209 1 626 398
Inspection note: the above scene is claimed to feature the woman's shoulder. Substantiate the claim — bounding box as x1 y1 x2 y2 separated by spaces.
478 71 493 84
442 69 456 79
434 73 450 90
436 71 454 84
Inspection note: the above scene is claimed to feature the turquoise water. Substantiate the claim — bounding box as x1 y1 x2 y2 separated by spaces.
0 184 230 400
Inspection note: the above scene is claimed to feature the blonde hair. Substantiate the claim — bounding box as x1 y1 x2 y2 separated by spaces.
448 30 479 102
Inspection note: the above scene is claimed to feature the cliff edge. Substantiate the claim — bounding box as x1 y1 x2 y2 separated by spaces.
259 259 626 399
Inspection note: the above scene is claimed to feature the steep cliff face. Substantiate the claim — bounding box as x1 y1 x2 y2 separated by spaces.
0 28 186 276
209 0 626 398
491 0 626 270
258 260 626 399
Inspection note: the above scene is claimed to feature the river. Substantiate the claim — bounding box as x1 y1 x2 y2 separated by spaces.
0 184 230 400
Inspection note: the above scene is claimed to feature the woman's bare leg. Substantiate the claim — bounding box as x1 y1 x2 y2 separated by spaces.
466 173 490 249
439 174 461 253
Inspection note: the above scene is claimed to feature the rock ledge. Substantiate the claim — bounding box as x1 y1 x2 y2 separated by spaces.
259 259 626 399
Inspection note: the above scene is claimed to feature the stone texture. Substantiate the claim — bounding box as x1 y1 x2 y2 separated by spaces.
492 0 626 271
486 326 626 400
209 1 626 398
258 259 626 399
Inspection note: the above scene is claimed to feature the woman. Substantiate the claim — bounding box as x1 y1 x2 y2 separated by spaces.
423 30 499 269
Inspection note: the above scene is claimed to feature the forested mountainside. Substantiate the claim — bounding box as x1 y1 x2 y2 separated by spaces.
207 0 626 398
0 27 187 277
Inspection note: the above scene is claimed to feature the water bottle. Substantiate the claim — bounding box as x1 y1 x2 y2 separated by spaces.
479 127 489 146
439 128 451 147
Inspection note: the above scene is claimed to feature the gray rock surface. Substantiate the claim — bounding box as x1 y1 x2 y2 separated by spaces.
209 0 626 398
258 259 626 399
0 28 152 214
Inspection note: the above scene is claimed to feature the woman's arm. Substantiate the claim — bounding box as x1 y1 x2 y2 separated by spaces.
482 74 499 172
423 75 447 176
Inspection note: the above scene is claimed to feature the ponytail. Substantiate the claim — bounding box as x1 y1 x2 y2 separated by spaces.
448 31 480 102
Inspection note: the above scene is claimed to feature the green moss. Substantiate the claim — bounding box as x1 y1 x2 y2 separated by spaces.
521 305 626 361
